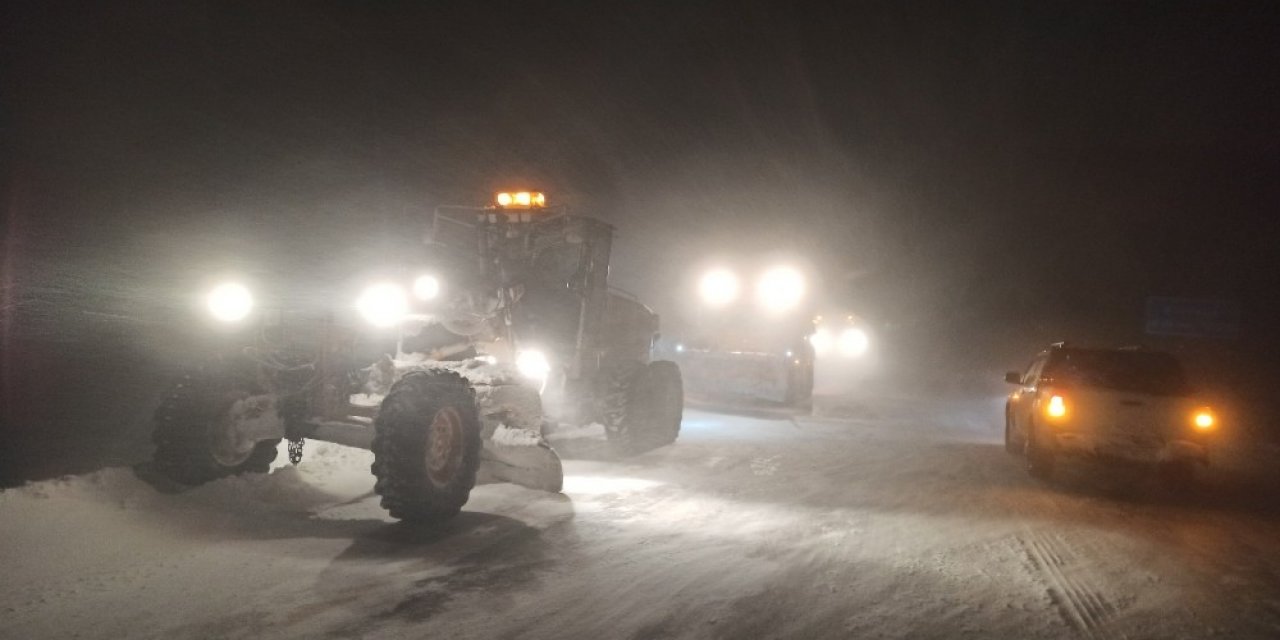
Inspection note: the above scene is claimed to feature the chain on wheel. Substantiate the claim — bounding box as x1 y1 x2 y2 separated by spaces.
287 438 304 465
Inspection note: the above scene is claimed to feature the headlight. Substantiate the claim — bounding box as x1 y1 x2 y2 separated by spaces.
809 328 833 355
756 266 805 312
699 269 739 306
413 274 441 301
356 283 409 328
837 328 869 357
206 282 253 322
516 350 551 380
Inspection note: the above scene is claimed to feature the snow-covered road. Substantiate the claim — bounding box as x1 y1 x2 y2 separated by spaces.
3 393 1279 639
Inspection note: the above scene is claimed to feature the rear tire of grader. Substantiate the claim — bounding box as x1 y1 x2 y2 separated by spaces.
604 360 683 456
150 363 280 486
371 370 482 523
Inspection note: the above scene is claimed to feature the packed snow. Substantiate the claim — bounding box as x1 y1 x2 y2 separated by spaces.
490 425 545 448
3 392 1280 639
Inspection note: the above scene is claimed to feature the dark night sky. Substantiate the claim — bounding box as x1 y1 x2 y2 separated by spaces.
4 1 1280 365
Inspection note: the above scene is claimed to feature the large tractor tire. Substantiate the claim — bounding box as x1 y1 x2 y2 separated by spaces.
151 365 280 486
371 370 482 522
604 360 684 456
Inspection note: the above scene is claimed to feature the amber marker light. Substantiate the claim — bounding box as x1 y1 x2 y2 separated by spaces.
1193 408 1215 431
495 191 547 208
1045 395 1067 420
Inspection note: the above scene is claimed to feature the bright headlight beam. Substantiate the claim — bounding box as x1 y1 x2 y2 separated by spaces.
809 328 833 355
517 350 551 380
207 282 253 322
699 269 740 307
356 283 409 328
413 274 441 301
837 328 869 357
756 266 805 312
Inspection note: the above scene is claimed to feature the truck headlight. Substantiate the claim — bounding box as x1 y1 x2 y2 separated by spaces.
756 266 804 312
413 274 441 301
207 282 253 322
516 349 551 381
699 269 739 307
837 328 869 357
810 328 833 355
356 283 409 328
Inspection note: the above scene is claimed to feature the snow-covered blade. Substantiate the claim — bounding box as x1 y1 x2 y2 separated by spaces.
677 349 798 403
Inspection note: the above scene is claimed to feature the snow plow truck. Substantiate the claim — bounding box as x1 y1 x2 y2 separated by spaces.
665 263 873 405
149 191 683 522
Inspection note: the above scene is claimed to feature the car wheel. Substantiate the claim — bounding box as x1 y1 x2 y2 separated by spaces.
1024 420 1055 480
1004 410 1021 455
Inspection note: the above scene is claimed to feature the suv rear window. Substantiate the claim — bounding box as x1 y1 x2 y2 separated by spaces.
1044 349 1191 396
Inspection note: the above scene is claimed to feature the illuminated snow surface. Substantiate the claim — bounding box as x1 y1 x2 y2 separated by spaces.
3 394 1280 639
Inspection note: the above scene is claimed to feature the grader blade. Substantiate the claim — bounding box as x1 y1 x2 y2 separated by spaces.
477 428 564 492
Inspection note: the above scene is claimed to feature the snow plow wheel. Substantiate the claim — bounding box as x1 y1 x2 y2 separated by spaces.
372 370 482 522
605 360 684 456
151 365 280 486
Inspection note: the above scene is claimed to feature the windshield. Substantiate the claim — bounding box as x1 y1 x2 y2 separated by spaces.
1044 349 1191 396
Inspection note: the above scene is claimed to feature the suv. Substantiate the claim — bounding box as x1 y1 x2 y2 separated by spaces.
1003 344 1216 486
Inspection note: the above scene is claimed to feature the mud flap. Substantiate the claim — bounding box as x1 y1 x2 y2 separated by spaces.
477 431 564 493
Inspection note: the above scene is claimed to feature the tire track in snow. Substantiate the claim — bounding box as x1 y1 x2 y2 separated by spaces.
1018 529 1124 639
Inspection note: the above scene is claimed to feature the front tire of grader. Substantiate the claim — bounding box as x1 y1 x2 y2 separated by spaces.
150 365 280 486
605 360 684 456
371 370 482 523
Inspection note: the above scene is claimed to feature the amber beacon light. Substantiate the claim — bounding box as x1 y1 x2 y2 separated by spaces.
495 191 547 208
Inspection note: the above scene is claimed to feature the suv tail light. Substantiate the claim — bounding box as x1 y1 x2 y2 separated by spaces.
1045 394 1067 420
1192 408 1215 431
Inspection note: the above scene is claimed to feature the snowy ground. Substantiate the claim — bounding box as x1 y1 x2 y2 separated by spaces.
3 392 1280 639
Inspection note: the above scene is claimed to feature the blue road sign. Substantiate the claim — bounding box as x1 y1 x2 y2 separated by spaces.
1144 297 1240 339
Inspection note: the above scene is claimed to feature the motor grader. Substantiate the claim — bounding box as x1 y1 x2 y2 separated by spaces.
150 191 683 522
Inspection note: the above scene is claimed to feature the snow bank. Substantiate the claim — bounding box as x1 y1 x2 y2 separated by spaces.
0 466 156 508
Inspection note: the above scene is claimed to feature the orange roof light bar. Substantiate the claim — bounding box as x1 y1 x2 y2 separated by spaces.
495 191 547 209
